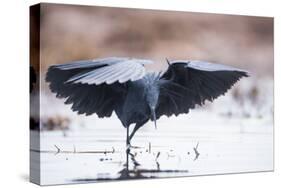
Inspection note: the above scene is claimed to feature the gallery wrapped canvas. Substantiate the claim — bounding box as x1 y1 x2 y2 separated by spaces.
30 3 274 186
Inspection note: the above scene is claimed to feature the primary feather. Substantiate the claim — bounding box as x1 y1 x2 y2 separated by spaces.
157 60 248 118
46 57 151 118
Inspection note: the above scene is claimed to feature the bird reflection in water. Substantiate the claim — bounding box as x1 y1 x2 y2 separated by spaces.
118 147 189 179
73 147 189 183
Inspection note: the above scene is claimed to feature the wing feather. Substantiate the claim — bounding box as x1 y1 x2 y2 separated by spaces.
57 57 126 70
69 59 149 85
46 57 151 117
118 62 138 83
156 60 248 118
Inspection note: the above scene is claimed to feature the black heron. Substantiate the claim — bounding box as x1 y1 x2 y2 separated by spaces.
46 57 248 149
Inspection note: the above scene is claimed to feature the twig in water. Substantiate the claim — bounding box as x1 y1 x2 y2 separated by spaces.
54 145 61 155
156 161 160 170
167 152 175 158
193 142 200 161
129 152 140 166
130 145 143 149
149 142 151 154
73 145 76 153
155 152 161 161
30 147 116 155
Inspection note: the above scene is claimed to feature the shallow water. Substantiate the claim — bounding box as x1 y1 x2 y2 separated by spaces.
31 109 273 185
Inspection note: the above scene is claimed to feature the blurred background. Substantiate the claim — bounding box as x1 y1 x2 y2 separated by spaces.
30 4 273 184
37 4 273 76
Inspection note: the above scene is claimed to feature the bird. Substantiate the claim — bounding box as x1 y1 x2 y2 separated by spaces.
46 57 248 149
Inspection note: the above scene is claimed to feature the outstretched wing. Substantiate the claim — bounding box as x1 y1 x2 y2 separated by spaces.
46 57 152 117
156 60 249 118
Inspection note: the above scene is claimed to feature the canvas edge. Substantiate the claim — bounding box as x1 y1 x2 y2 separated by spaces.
30 3 41 186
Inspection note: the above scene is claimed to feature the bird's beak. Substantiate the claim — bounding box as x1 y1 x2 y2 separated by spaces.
151 107 157 129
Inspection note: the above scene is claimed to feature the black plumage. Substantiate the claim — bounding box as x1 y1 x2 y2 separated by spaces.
46 57 248 148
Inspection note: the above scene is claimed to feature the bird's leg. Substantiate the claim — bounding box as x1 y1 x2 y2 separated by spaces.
129 119 148 144
129 125 141 142
125 146 129 171
126 126 131 151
